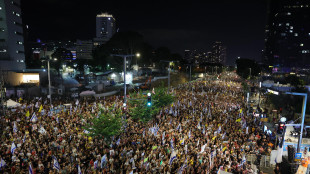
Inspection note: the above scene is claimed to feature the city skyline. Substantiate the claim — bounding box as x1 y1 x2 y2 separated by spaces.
21 0 267 65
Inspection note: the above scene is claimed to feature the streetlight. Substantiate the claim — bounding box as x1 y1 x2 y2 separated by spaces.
111 54 137 104
41 56 57 105
136 53 140 76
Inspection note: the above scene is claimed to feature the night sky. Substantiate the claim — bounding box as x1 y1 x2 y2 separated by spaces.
21 0 267 65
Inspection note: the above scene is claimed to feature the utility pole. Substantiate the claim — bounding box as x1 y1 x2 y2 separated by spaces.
112 54 135 104
160 60 179 92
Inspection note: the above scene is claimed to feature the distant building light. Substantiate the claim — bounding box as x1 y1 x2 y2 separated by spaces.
294 33 298 36
300 43 304 46
287 12 291 15
289 30 293 33
286 23 290 26
290 26 293 29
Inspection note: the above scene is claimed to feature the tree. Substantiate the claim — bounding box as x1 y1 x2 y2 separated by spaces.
83 108 123 140
236 58 260 79
128 87 174 123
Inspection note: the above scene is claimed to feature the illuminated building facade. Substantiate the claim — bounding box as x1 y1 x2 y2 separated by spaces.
0 0 25 70
264 0 310 70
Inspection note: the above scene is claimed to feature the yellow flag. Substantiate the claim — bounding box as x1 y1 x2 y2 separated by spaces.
239 109 242 113
38 105 43 113
25 110 30 117
236 118 241 122
222 147 227 151
212 136 216 140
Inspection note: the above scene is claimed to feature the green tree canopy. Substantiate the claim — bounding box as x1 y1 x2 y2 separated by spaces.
128 87 174 123
83 108 123 140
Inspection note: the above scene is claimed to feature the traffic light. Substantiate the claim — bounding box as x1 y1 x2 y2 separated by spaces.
147 92 152 107
277 122 285 134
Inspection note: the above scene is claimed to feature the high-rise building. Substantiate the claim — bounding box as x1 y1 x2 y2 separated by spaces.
264 0 310 69
210 41 226 64
76 40 93 60
0 0 26 71
94 13 116 45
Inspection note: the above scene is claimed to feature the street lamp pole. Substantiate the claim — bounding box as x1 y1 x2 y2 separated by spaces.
112 54 135 104
47 60 52 105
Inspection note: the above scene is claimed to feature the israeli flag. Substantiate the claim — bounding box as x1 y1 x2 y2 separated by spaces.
75 99 79 106
217 126 221 133
246 127 249 134
29 164 33 174
94 160 98 169
39 126 47 134
197 122 201 130
101 154 107 168
23 135 26 143
176 124 181 131
30 113 38 122
0 158 6 169
170 139 174 150
11 142 16 154
13 122 18 133
77 164 82 174
56 116 59 123
169 150 177 165
188 130 191 139
116 138 120 146
83 129 90 134
178 157 188 174
53 156 60 171
275 145 283 163
162 131 165 145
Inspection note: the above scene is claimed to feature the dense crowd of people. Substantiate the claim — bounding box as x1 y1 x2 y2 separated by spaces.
0 73 276 173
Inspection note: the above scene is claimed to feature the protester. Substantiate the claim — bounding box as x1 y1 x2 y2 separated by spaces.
0 72 275 173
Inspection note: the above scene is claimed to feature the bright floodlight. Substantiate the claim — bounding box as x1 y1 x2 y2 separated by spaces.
136 53 140 57
280 117 287 122
53 58 57 61
147 92 151 96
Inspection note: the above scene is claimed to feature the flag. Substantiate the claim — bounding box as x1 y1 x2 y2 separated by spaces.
30 113 38 122
23 135 26 143
83 130 90 134
25 110 30 117
162 131 165 145
152 87 155 94
116 138 120 145
13 122 18 133
78 164 82 174
188 130 191 139
236 118 241 122
0 158 6 169
38 105 43 113
56 116 59 123
178 157 188 174
39 126 46 134
94 160 98 169
170 139 174 150
222 132 226 139
11 142 16 154
29 164 33 174
75 100 79 106
246 127 249 134
53 156 60 171
200 144 206 153
101 155 107 168
129 170 133 174
180 138 185 145
169 151 177 165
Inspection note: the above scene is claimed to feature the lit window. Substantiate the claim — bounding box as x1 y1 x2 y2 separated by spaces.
0 49 7 52
16 41 23 45
278 23 282 26
300 43 304 46
20 60 24 62
281 33 286 36
290 26 293 29
287 12 291 15
0 7 2 10
286 23 290 26
294 33 298 36
289 30 293 33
